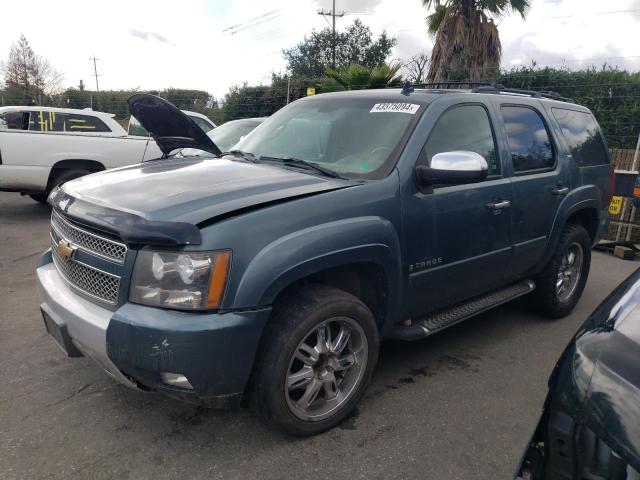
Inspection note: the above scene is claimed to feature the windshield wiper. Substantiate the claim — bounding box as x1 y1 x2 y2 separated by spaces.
259 156 344 179
221 150 260 163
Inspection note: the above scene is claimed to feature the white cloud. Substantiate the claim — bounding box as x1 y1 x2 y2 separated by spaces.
1 0 638 98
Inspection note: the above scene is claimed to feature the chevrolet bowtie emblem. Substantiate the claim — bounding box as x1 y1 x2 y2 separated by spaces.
56 239 77 259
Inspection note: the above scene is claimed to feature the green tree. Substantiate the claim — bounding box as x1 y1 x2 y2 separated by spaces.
322 63 403 91
494 64 640 149
422 0 529 82
283 19 396 78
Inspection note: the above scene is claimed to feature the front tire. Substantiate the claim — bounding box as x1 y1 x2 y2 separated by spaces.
531 224 591 318
253 285 379 436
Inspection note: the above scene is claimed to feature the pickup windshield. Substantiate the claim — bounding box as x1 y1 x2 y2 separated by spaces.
234 96 422 179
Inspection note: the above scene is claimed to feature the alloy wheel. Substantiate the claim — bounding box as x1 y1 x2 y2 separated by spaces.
556 242 584 302
285 317 368 422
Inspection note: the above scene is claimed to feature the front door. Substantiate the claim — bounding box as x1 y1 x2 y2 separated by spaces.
403 103 512 317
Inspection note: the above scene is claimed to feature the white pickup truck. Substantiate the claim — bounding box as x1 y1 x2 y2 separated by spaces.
0 106 215 203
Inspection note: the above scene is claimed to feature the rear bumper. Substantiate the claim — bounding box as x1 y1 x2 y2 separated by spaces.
37 252 271 407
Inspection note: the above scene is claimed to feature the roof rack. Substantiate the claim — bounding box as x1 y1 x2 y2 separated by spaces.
413 81 494 90
471 83 574 103
405 81 574 103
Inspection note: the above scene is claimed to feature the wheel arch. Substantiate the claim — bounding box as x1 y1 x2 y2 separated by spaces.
229 217 404 333
537 187 603 271
46 159 106 191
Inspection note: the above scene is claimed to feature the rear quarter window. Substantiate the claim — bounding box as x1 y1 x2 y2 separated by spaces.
552 108 610 166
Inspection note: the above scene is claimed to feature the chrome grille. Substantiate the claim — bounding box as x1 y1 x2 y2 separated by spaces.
51 211 127 264
51 236 121 305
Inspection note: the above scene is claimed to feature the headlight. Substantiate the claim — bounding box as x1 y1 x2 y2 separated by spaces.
130 249 231 310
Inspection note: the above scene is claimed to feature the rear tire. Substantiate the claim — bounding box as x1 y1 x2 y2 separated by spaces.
253 284 379 436
49 169 92 191
28 193 48 204
530 224 591 318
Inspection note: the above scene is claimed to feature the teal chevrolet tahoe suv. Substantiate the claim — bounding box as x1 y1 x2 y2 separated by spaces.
37 85 612 435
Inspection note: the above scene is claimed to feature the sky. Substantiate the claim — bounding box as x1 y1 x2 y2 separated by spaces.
2 0 639 99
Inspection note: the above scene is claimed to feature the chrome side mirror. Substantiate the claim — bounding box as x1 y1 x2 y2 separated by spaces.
416 151 489 185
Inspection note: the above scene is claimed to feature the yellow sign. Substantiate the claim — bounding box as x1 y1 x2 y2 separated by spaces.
609 196 623 215
306 87 315 96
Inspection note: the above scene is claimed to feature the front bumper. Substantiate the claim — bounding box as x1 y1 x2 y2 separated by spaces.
37 252 271 407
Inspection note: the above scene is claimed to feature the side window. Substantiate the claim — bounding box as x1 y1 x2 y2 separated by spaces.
422 105 499 175
552 108 609 166
189 115 214 133
501 106 554 172
65 114 111 133
28 111 112 133
0 111 30 130
29 111 64 132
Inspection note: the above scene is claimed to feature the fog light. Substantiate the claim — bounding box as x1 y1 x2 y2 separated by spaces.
160 372 193 390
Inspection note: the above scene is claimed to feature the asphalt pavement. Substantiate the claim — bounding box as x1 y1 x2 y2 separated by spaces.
1 191 638 480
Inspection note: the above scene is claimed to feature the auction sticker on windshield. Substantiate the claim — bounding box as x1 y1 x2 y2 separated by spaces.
370 103 420 114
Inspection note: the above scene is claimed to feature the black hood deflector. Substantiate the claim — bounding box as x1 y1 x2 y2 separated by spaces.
49 188 202 246
127 94 221 157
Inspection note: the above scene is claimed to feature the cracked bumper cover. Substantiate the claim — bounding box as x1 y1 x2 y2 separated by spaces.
37 252 271 408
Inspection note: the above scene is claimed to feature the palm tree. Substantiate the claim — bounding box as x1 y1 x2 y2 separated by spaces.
322 63 403 91
422 0 530 82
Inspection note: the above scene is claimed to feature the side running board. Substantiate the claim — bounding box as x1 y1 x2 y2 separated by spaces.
389 280 536 341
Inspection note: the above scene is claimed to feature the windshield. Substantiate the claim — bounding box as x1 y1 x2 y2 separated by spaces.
234 96 421 178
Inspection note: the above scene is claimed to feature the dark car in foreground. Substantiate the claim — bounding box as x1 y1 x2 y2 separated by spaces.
38 87 611 435
517 268 640 479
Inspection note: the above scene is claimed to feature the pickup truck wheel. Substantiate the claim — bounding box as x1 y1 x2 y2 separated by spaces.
30 169 92 205
531 224 591 319
253 285 379 436
28 193 48 204
50 169 92 191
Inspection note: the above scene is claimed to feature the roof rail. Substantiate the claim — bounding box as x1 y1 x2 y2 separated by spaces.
471 84 574 103
413 81 495 89
397 81 574 103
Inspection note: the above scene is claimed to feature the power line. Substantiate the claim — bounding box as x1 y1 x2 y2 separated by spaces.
222 9 281 34
529 8 640 21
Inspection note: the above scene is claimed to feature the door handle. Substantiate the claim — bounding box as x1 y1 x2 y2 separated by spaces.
552 186 570 196
487 200 511 210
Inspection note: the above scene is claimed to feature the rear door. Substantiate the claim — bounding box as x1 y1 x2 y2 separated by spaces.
496 102 571 278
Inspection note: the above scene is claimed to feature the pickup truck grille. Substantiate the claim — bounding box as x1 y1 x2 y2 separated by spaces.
51 210 127 264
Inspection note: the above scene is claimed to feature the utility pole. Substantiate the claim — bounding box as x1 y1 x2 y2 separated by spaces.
318 0 344 69
286 74 291 104
90 55 101 92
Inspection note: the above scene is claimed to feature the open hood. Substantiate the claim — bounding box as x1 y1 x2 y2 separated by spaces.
127 94 221 157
